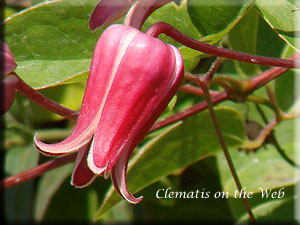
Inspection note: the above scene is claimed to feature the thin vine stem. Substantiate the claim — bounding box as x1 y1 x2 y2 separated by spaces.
14 73 79 120
146 22 299 69
199 80 257 225
0 153 77 189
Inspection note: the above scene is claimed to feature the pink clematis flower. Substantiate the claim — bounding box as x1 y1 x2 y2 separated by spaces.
34 24 184 203
1 41 18 114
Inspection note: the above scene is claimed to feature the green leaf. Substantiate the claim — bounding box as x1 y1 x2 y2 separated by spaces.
275 43 298 113
95 107 245 219
256 15 286 59
4 0 102 89
255 0 300 32
5 145 39 175
229 8 261 76
256 0 300 51
34 163 74 222
187 0 254 42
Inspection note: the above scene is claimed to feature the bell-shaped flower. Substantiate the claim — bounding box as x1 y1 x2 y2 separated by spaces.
1 41 18 114
34 24 184 203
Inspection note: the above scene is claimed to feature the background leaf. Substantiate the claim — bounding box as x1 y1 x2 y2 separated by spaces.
228 8 261 76
255 0 300 52
187 0 254 43
4 0 101 89
34 163 74 222
255 0 300 32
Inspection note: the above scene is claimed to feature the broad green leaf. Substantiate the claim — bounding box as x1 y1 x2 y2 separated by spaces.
275 70 296 111
95 107 245 219
256 0 300 51
4 0 102 89
275 46 298 112
5 145 39 175
34 163 74 222
255 0 300 32
229 8 261 76
187 0 254 43
256 15 287 60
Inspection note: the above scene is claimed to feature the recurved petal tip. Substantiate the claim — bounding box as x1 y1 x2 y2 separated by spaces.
111 148 143 204
34 132 92 156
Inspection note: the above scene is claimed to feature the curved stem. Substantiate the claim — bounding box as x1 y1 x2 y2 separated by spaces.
146 22 299 69
246 54 298 92
149 91 228 132
14 73 79 120
0 153 77 189
199 80 256 224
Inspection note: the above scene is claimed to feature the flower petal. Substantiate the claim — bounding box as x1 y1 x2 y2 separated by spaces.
111 145 143 204
87 25 183 175
71 141 97 188
89 0 135 30
124 0 174 29
34 26 138 156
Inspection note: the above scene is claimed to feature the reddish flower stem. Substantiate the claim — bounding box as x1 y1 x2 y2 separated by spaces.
149 91 228 132
146 22 299 69
247 53 299 92
14 73 79 120
0 153 77 189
